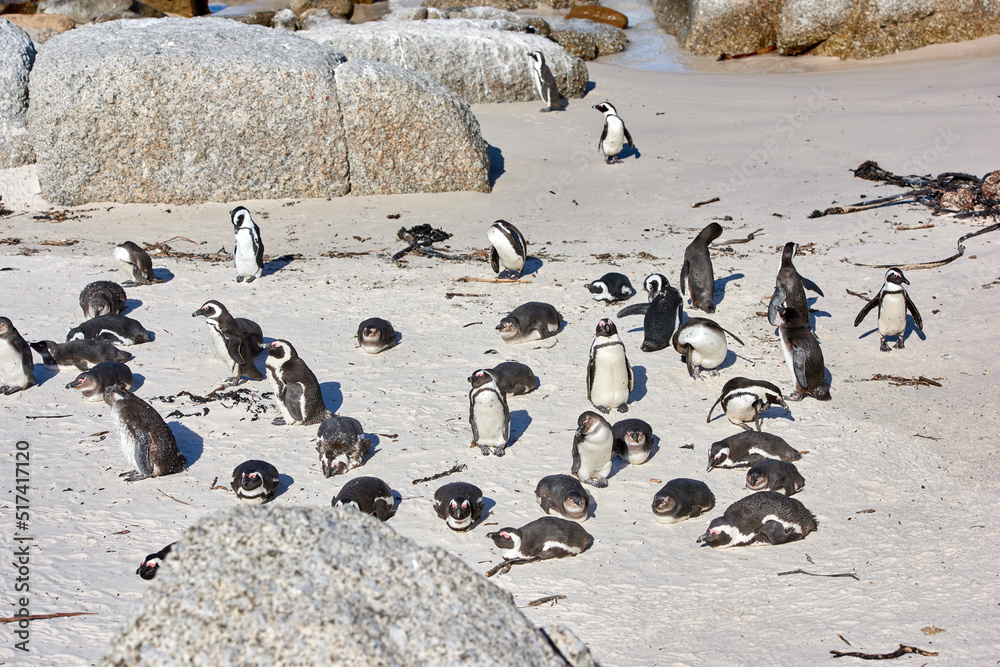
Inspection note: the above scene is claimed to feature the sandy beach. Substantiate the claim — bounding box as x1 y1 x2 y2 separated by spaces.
2 33 1000 665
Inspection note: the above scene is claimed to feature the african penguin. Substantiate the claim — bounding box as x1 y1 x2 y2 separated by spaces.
672 317 744 379
617 279 683 352
767 242 823 331
192 300 265 384
697 491 816 548
587 319 633 413
593 101 634 164
487 361 538 397
612 417 653 465
0 317 35 394
316 415 371 477
496 302 561 344
706 377 789 432
264 340 332 426
357 317 397 354
571 411 614 488
643 273 670 301
113 241 159 286
67 315 153 346
230 459 280 504
707 431 802 471
535 474 590 522
31 339 131 371
769 285 831 401
487 516 592 561
105 386 187 482
528 51 566 112
680 223 723 313
433 481 485 531
746 459 805 496
488 220 528 279
586 272 635 303
468 368 510 457
79 281 127 320
854 267 923 352
231 206 264 283
65 361 133 401
332 476 394 521
652 479 715 524
136 542 175 580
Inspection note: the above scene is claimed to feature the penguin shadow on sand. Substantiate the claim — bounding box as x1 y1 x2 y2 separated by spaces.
521 255 543 276
169 421 204 467
508 410 533 449
857 317 926 347
628 365 648 402
319 381 343 415
272 473 295 501
609 434 659 479
362 433 382 465
478 495 497 526
806 295 831 331
616 144 641 162
151 268 173 284
712 273 744 309
130 373 146 392
488 145 505 187
262 254 298 278
123 298 142 314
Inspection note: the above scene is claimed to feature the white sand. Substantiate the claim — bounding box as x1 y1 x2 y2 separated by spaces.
2 37 1000 665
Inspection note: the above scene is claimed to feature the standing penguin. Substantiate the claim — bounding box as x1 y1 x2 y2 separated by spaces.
468 368 510 457
488 220 528 279
105 387 187 482
433 481 485 531
643 273 670 301
680 222 723 313
528 51 566 112
854 267 923 352
357 317 397 354
672 317 744 379
593 101 634 164
0 317 35 395
617 277 683 352
79 281 127 320
768 242 823 329
587 319 633 413
113 241 160 286
192 300 265 384
586 272 635 303
571 411 614 488
332 476 394 521
230 460 280 504
769 285 830 401
316 415 371 477
231 206 264 283
66 361 133 401
697 491 816 548
707 377 789 432
264 340 332 426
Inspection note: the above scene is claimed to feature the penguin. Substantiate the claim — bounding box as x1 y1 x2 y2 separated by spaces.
136 542 175 580
332 476 394 521
357 317 397 354
746 459 805 496
231 206 265 283
30 339 132 371
586 272 635 303
535 474 590 522
316 415 371 477
612 417 653 465
487 516 592 561
768 285 831 401
707 431 802 471
113 241 159 286
65 361 133 401
617 279 683 352
192 300 265 384
854 267 923 352
593 101 634 164
767 242 823 330
496 302 562 344
527 51 566 112
680 223 723 313
643 273 670 301
706 377 789 432
697 491 816 548
571 411 614 488
433 481 485 531
587 318 633 413
652 479 715 524
230 459 280 504
264 340 332 426
488 220 528 279
0 317 35 394
468 368 510 457
79 281 127 320
67 315 153 346
672 317 744 379
105 386 187 482
487 361 538 397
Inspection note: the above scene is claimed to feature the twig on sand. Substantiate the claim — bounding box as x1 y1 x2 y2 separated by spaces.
0 612 96 624
25 414 72 419
462 321 482 328
714 228 763 246
411 463 467 485
446 292 486 299
458 277 532 284
485 557 538 578
841 222 1000 270
157 488 190 505
777 569 859 580
691 197 719 208
861 374 942 387
523 595 567 608
830 643 938 659
846 289 870 301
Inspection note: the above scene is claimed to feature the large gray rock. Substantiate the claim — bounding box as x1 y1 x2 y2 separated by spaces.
39 0 165 24
28 18 350 205
336 58 490 195
652 0 783 56
301 21 588 104
102 507 588 666
0 19 34 169
546 17 627 60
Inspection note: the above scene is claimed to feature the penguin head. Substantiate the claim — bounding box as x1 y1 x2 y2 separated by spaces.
780 242 798 264
265 340 297 361
192 300 225 319
745 468 769 490
65 372 93 391
496 316 518 340
527 51 545 67
586 280 612 301
592 101 618 116
563 490 588 520
697 519 734 548
622 427 647 447
885 267 909 286
0 316 12 336
136 557 161 580
486 528 519 550
706 442 730 471
467 369 496 389
595 318 618 337
643 273 668 299
86 294 114 318
29 340 55 365
240 470 263 491
447 497 472 521
321 450 350 478
576 411 608 438
230 206 254 229
104 385 130 406
333 495 360 511
652 493 677 517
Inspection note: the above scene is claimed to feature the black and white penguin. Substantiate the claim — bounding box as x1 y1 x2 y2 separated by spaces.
854 267 923 352
593 101 634 164
230 459 280 504
706 377 789 432
30 339 132 371
65 361 133 401
587 318 633 413
316 415 371 477
0 317 35 394
746 459 805 496
67 315 153 346
113 241 159 286
672 317 744 380
652 479 715 524
528 51 566 112
496 302 561 344
79 281 127 320
468 368 510 457
231 206 264 283
617 277 683 352
707 431 802 471
192 300 265 384
357 317 397 354
697 491 816 548
136 542 175 580
768 285 830 401
264 340 332 426
767 242 823 330
535 474 590 522
571 410 614 488
487 361 538 397
586 272 635 303
433 481 485 531
105 386 187 482
332 476 394 521
487 516 592 561
488 220 528 279
680 223 723 313
612 417 653 465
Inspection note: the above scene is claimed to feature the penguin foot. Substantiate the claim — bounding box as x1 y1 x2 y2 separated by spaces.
708 369 720 377
492 446 506 457
539 107 551 113
894 338 905 349
584 477 609 488
607 156 623 165
879 338 891 352
786 393 804 402
738 423 754 432
616 404 629 413
272 417 287 426
245 276 257 284
594 406 611 415
478 445 492 456
236 275 244 283
119 470 150 483
1 385 23 395
121 280 138 288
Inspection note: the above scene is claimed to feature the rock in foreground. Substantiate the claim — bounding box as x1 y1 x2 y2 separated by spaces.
0 19 35 169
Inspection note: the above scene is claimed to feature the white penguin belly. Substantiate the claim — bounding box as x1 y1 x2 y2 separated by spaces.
113 246 135 277
234 233 260 277
113 409 141 470
473 393 507 447
0 344 26 385
778 329 799 390
487 227 524 272
590 346 629 408
578 442 612 479
683 329 727 369
725 394 759 425
267 371 295 422
602 118 626 156
878 293 907 336
209 327 238 372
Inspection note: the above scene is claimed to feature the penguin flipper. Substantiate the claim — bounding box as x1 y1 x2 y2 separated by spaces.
501 395 511 444
626 357 634 392
133 428 152 477
706 395 724 423
586 355 595 403
226 336 249 366
853 296 880 327
791 346 809 391
284 382 305 423
373 498 392 522
616 303 649 318
679 260 689 295
759 519 798 545
623 125 634 149
800 276 824 297
684 346 697 378
469 404 480 444
489 247 500 274
767 286 786 326
254 228 265 271
721 328 745 346
904 291 923 330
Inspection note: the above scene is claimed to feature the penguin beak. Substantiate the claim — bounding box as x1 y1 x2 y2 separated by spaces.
191 308 203 317
696 531 708 543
